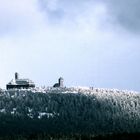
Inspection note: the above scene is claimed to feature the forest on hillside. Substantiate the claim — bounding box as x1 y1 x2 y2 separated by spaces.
0 88 139 139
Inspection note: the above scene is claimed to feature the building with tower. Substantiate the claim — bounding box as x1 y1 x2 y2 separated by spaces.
53 77 64 88
6 73 35 90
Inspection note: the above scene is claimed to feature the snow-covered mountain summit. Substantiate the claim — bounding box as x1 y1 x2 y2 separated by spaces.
0 87 140 135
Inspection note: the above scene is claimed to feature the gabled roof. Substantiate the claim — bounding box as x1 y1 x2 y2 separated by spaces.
7 79 35 85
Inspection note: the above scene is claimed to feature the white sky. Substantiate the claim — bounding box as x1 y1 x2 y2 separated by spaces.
0 0 140 91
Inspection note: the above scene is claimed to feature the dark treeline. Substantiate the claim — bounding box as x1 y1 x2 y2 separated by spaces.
0 133 140 140
0 89 139 137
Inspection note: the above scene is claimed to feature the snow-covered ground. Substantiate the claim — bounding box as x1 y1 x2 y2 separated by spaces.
0 87 139 134
2 86 138 95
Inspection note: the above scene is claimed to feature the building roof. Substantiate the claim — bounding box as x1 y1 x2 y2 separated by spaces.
59 77 64 80
7 79 35 85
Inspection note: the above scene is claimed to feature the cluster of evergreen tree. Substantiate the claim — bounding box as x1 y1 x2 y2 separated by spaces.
0 89 139 136
1 133 140 140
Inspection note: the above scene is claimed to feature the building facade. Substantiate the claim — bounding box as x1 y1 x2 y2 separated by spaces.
53 77 64 88
6 73 35 90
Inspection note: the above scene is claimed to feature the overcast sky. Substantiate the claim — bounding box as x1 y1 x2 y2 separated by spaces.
0 0 140 91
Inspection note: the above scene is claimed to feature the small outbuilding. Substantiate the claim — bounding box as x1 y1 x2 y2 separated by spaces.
6 72 35 90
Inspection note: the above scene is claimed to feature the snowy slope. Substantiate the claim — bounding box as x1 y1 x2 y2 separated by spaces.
0 87 140 135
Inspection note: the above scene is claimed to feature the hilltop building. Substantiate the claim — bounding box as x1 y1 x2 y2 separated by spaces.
53 77 64 88
6 72 35 90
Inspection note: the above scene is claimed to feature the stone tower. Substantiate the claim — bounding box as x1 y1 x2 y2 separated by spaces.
15 72 19 80
59 77 64 88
